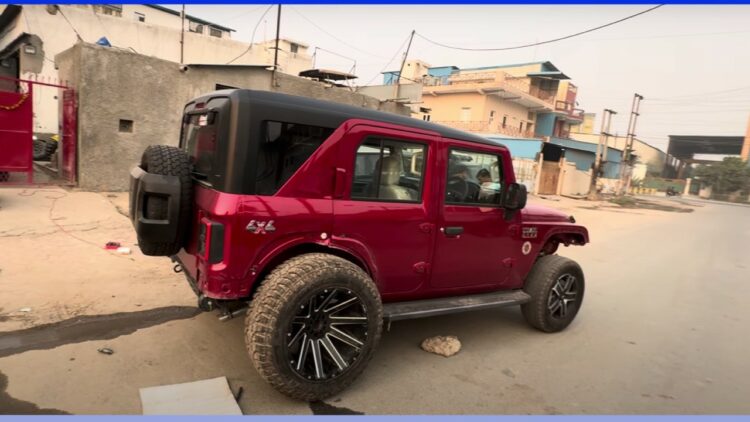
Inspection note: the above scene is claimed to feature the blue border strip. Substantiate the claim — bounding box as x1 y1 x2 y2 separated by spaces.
11 1 750 4
2 416 750 420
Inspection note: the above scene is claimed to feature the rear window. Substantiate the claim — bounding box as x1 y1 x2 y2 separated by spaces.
183 112 217 177
255 121 334 195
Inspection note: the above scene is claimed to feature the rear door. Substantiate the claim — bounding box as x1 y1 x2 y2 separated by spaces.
430 141 518 290
332 125 437 296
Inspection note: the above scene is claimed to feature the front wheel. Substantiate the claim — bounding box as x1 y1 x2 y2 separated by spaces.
245 253 383 401
521 255 585 333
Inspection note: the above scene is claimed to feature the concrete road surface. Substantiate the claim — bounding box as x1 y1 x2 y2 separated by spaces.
1 189 748 414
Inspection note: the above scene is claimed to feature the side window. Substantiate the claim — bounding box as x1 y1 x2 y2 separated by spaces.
255 121 334 195
445 148 504 206
351 137 426 203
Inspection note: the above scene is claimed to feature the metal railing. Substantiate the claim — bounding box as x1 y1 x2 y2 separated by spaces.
555 100 585 120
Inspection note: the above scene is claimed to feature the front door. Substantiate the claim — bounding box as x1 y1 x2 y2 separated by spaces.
332 125 437 296
430 142 517 290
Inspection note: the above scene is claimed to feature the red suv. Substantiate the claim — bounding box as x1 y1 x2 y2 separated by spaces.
130 90 589 401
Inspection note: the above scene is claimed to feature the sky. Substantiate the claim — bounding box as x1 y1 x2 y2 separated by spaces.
168 5 750 153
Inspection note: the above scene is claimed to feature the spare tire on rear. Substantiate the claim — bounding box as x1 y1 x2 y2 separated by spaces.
137 145 193 256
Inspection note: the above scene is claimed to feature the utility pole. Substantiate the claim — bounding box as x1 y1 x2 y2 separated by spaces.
179 5 185 65
620 93 644 195
393 30 415 101
588 109 616 200
272 4 282 81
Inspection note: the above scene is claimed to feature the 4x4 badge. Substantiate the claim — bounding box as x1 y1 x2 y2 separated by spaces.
246 220 276 234
522 227 538 239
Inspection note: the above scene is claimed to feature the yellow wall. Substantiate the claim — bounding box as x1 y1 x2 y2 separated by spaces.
571 113 596 134
422 91 532 128
485 95 533 130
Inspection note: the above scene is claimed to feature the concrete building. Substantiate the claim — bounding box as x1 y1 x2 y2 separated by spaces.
377 60 584 142
55 42 410 191
0 5 313 133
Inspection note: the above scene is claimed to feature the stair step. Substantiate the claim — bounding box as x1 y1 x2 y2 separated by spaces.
383 289 531 322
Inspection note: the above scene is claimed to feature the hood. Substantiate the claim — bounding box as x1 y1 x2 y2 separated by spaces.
520 204 572 223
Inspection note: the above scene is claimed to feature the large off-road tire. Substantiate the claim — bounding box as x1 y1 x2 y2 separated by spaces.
245 253 383 401
137 145 193 256
521 255 585 333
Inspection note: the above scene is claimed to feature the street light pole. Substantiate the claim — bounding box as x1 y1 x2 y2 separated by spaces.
622 94 644 194
588 109 616 200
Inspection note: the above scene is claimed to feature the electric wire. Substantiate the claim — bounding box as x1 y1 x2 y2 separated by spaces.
226 5 275 65
414 5 664 52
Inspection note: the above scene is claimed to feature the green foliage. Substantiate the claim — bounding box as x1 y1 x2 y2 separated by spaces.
630 177 644 188
693 157 750 195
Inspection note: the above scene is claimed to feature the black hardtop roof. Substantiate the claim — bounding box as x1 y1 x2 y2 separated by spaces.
191 89 505 149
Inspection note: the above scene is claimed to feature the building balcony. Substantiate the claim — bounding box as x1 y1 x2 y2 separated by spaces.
554 100 585 122
434 120 538 139
423 72 555 110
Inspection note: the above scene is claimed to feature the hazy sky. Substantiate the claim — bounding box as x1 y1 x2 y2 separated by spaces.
170 5 750 152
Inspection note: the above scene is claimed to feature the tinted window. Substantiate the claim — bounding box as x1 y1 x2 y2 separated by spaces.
445 149 504 206
183 112 219 178
255 121 334 195
352 137 426 203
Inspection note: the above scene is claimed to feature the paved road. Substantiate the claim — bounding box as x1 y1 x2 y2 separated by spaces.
1 197 748 414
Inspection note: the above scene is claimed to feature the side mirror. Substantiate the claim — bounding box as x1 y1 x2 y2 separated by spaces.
503 182 527 210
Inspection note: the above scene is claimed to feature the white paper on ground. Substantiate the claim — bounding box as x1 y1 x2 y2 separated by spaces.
139 376 243 415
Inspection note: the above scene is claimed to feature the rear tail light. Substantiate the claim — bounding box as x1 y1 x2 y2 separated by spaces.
198 218 224 264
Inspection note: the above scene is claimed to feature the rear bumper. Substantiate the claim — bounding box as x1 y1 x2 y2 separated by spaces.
129 166 182 243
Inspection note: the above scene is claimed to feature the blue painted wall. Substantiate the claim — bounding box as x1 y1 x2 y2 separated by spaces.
427 66 458 85
382 71 398 85
484 137 542 160
535 113 556 137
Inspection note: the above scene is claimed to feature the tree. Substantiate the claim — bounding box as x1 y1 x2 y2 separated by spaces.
693 157 750 195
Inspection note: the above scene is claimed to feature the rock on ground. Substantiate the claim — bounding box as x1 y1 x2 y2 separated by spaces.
420 335 461 357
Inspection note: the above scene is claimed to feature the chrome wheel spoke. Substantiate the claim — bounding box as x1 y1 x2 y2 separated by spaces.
321 335 348 371
324 297 358 315
296 333 309 371
329 326 363 350
288 324 306 347
316 289 338 312
310 338 325 380
330 315 367 324
548 299 562 315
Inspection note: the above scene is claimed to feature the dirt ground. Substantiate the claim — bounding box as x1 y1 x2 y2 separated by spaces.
1 187 748 414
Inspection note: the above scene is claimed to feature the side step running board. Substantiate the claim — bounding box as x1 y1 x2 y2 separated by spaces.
383 290 531 322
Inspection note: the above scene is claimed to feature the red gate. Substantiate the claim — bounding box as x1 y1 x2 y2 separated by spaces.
0 75 77 185
0 79 33 183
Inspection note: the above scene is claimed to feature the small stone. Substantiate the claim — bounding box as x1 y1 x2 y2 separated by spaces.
420 335 461 357
116 246 131 255
19 307 32 313
97 347 114 355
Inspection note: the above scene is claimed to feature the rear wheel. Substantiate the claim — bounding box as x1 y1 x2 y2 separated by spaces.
245 253 383 401
0 172 9 182
521 255 585 333
137 145 193 256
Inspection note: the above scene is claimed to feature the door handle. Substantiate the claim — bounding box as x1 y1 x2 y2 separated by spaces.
441 226 464 237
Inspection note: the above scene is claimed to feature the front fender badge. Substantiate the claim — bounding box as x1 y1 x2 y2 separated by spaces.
522 241 532 255
246 220 276 234
522 227 538 239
